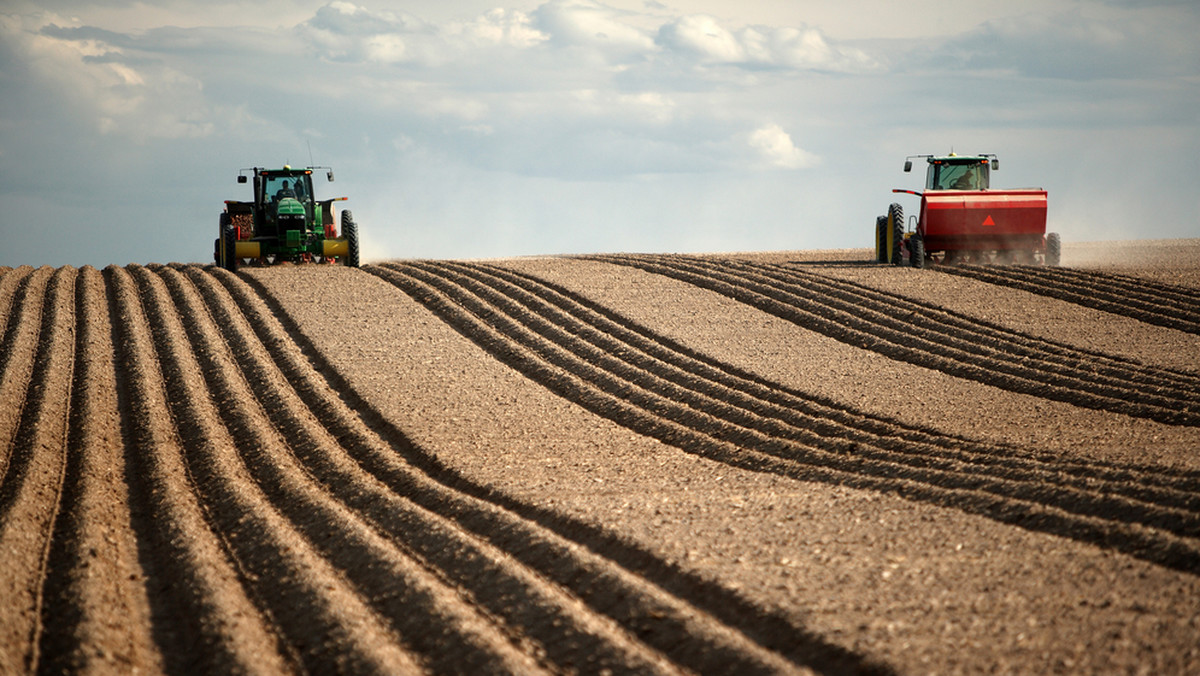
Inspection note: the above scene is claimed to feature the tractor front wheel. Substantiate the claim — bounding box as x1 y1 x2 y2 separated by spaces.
888 203 904 266
220 224 238 271
910 234 925 269
342 210 360 268
875 216 888 263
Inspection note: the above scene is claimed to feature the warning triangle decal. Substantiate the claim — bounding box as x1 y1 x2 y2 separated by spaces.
982 215 996 226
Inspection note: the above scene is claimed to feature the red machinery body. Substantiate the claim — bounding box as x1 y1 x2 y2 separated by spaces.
920 188 1047 252
877 153 1059 268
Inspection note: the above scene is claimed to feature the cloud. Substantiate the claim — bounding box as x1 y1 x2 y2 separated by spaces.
747 124 819 170
278 1 843 179
655 14 878 72
297 1 436 64
925 9 1199 80
309 1 427 35
450 8 548 49
533 0 656 51
656 15 743 62
0 15 214 142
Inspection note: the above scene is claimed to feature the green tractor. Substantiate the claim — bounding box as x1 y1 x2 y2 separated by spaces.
215 165 359 269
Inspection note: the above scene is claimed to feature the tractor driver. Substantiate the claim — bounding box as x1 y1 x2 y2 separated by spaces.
275 180 296 200
951 167 978 190
950 165 988 190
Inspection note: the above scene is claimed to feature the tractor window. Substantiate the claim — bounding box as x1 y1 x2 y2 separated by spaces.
928 162 989 190
264 174 313 202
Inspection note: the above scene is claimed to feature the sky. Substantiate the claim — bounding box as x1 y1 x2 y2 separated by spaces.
1 0 1197 267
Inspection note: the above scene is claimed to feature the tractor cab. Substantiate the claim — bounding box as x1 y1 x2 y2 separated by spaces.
263 172 312 204
904 154 998 191
252 168 316 238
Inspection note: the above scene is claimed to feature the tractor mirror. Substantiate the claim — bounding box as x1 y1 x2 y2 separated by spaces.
903 160 912 172
326 170 335 182
991 159 999 170
237 175 247 184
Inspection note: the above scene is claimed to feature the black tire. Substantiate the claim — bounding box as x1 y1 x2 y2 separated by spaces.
220 224 238 271
888 202 904 266
875 216 887 263
216 212 231 265
1045 232 1061 267
342 210 360 268
910 234 925 269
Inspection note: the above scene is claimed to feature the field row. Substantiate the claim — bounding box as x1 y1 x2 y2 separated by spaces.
937 263 1200 335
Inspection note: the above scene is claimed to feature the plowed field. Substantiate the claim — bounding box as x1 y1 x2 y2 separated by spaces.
2 239 1198 674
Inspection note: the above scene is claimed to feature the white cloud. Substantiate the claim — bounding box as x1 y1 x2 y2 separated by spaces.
747 124 818 170
451 8 548 48
532 0 657 60
656 15 744 62
655 14 878 72
753 26 833 69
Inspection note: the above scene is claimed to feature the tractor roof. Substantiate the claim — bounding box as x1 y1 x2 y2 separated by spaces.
260 166 312 176
928 154 990 164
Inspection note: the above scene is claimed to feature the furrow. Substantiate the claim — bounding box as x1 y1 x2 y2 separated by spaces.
736 257 1200 396
372 262 1200 575
442 260 1200 521
36 267 161 674
129 265 423 674
993 261 1200 301
464 260 1200 502
1031 265 1200 302
154 264 559 674
178 263 690 675
234 265 868 675
104 266 293 676
0 265 30 359
937 264 1200 335
0 267 52 480
598 255 1200 427
0 267 76 674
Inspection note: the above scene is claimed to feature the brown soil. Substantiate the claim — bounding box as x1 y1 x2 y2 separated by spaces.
2 239 1198 674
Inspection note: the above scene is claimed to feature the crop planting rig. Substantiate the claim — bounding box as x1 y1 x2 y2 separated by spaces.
216 165 360 269
877 153 1059 268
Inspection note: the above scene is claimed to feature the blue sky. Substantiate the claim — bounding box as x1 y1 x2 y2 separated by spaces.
1 0 1197 266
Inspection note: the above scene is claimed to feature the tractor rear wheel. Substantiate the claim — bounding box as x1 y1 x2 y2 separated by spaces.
220 224 238 271
888 203 904 266
342 210 360 268
875 216 887 262
1045 232 1061 267
910 234 925 269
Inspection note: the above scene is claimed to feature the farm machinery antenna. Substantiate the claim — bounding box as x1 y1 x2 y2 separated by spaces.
877 153 1060 269
215 165 360 270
